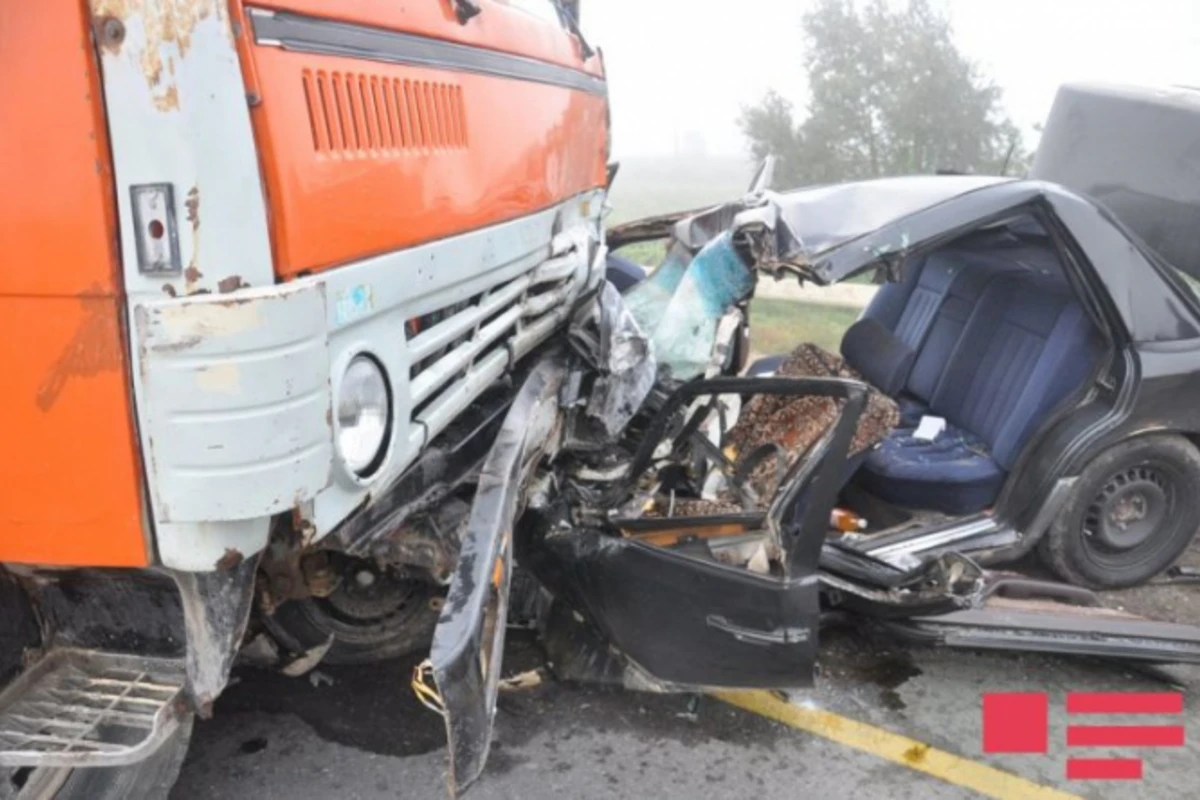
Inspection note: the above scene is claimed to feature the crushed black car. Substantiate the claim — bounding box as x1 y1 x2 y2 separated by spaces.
420 83 1200 794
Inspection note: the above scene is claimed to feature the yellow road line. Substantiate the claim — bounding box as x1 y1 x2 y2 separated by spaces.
712 690 1078 800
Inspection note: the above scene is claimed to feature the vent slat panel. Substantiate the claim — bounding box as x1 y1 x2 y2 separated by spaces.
302 70 467 155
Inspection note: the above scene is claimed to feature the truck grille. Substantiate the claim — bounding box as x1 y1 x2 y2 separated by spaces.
404 242 588 446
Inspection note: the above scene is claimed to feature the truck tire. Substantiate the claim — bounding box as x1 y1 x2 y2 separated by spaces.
263 564 442 665
6 716 192 800
1040 434 1200 588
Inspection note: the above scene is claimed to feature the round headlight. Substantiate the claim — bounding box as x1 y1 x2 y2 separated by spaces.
336 355 390 476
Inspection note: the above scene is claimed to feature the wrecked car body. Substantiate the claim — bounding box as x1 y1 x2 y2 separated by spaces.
424 167 1200 792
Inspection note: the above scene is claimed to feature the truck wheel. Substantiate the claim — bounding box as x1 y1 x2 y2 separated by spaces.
1040 434 1200 588
4 715 192 800
263 563 442 665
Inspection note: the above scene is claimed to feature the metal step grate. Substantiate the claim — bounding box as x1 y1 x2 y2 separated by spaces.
0 649 185 769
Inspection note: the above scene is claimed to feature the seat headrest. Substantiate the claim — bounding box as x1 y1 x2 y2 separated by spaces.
841 317 917 396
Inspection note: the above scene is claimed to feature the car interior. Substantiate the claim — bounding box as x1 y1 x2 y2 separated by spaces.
839 218 1107 525
594 216 1112 572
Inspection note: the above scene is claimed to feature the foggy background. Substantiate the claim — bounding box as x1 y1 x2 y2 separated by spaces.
587 0 1200 161
582 0 1200 354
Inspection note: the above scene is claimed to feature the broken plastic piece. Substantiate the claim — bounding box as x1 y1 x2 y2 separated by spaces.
498 669 544 691
830 508 868 533
566 282 656 444
624 232 755 380
279 635 333 677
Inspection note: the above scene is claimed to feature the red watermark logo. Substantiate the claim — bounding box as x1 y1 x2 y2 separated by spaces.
982 692 1185 781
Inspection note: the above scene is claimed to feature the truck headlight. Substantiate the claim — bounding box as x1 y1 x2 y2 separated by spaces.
336 354 390 477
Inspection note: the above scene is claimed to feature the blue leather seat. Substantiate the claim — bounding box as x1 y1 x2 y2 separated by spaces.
860 423 1003 513
846 250 1103 514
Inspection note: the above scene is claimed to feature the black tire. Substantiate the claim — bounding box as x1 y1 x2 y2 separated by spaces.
263 565 442 665
1040 434 1200 588
6 715 192 800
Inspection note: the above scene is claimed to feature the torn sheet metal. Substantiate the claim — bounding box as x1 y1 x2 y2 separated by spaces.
614 172 1186 343
566 282 656 443
610 176 1008 279
623 232 756 380
169 556 260 713
428 356 566 796
885 581 1200 664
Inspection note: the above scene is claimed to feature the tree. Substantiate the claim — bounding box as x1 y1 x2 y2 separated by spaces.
739 0 1027 187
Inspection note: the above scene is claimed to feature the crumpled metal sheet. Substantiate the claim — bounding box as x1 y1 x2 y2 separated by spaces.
619 175 1013 285
566 282 657 442
623 232 756 380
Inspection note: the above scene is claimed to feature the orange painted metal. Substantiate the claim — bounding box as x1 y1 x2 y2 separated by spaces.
0 4 149 566
252 0 604 76
235 1 609 276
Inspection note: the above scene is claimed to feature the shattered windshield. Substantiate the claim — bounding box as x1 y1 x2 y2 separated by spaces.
623 232 755 380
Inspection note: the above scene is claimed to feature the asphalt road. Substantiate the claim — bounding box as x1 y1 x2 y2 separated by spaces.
173 559 1200 800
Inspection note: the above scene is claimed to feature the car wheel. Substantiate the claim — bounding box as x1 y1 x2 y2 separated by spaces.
263 561 443 665
1040 434 1200 588
3 715 193 800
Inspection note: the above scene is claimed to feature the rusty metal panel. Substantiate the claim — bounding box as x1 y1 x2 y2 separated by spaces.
132 284 332 525
89 0 275 297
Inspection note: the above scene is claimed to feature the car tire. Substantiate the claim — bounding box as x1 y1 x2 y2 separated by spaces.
1040 434 1200 589
6 715 193 800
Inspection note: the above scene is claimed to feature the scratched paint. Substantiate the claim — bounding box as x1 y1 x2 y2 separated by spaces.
91 0 227 92
36 291 123 411
154 301 263 344
195 363 241 395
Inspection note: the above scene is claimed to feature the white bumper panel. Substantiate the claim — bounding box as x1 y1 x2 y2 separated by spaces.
132 283 332 523
134 192 604 570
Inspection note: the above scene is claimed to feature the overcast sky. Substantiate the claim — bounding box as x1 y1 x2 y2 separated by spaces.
584 0 1200 159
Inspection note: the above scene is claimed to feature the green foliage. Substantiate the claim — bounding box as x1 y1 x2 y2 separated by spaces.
739 0 1028 187
614 240 668 268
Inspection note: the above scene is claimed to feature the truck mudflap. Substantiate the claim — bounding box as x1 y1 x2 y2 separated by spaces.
420 356 568 795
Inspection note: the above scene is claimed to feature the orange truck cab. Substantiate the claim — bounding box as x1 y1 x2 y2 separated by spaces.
0 2 606 796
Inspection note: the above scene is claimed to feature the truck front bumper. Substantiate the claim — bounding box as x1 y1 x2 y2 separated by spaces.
126 193 605 571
